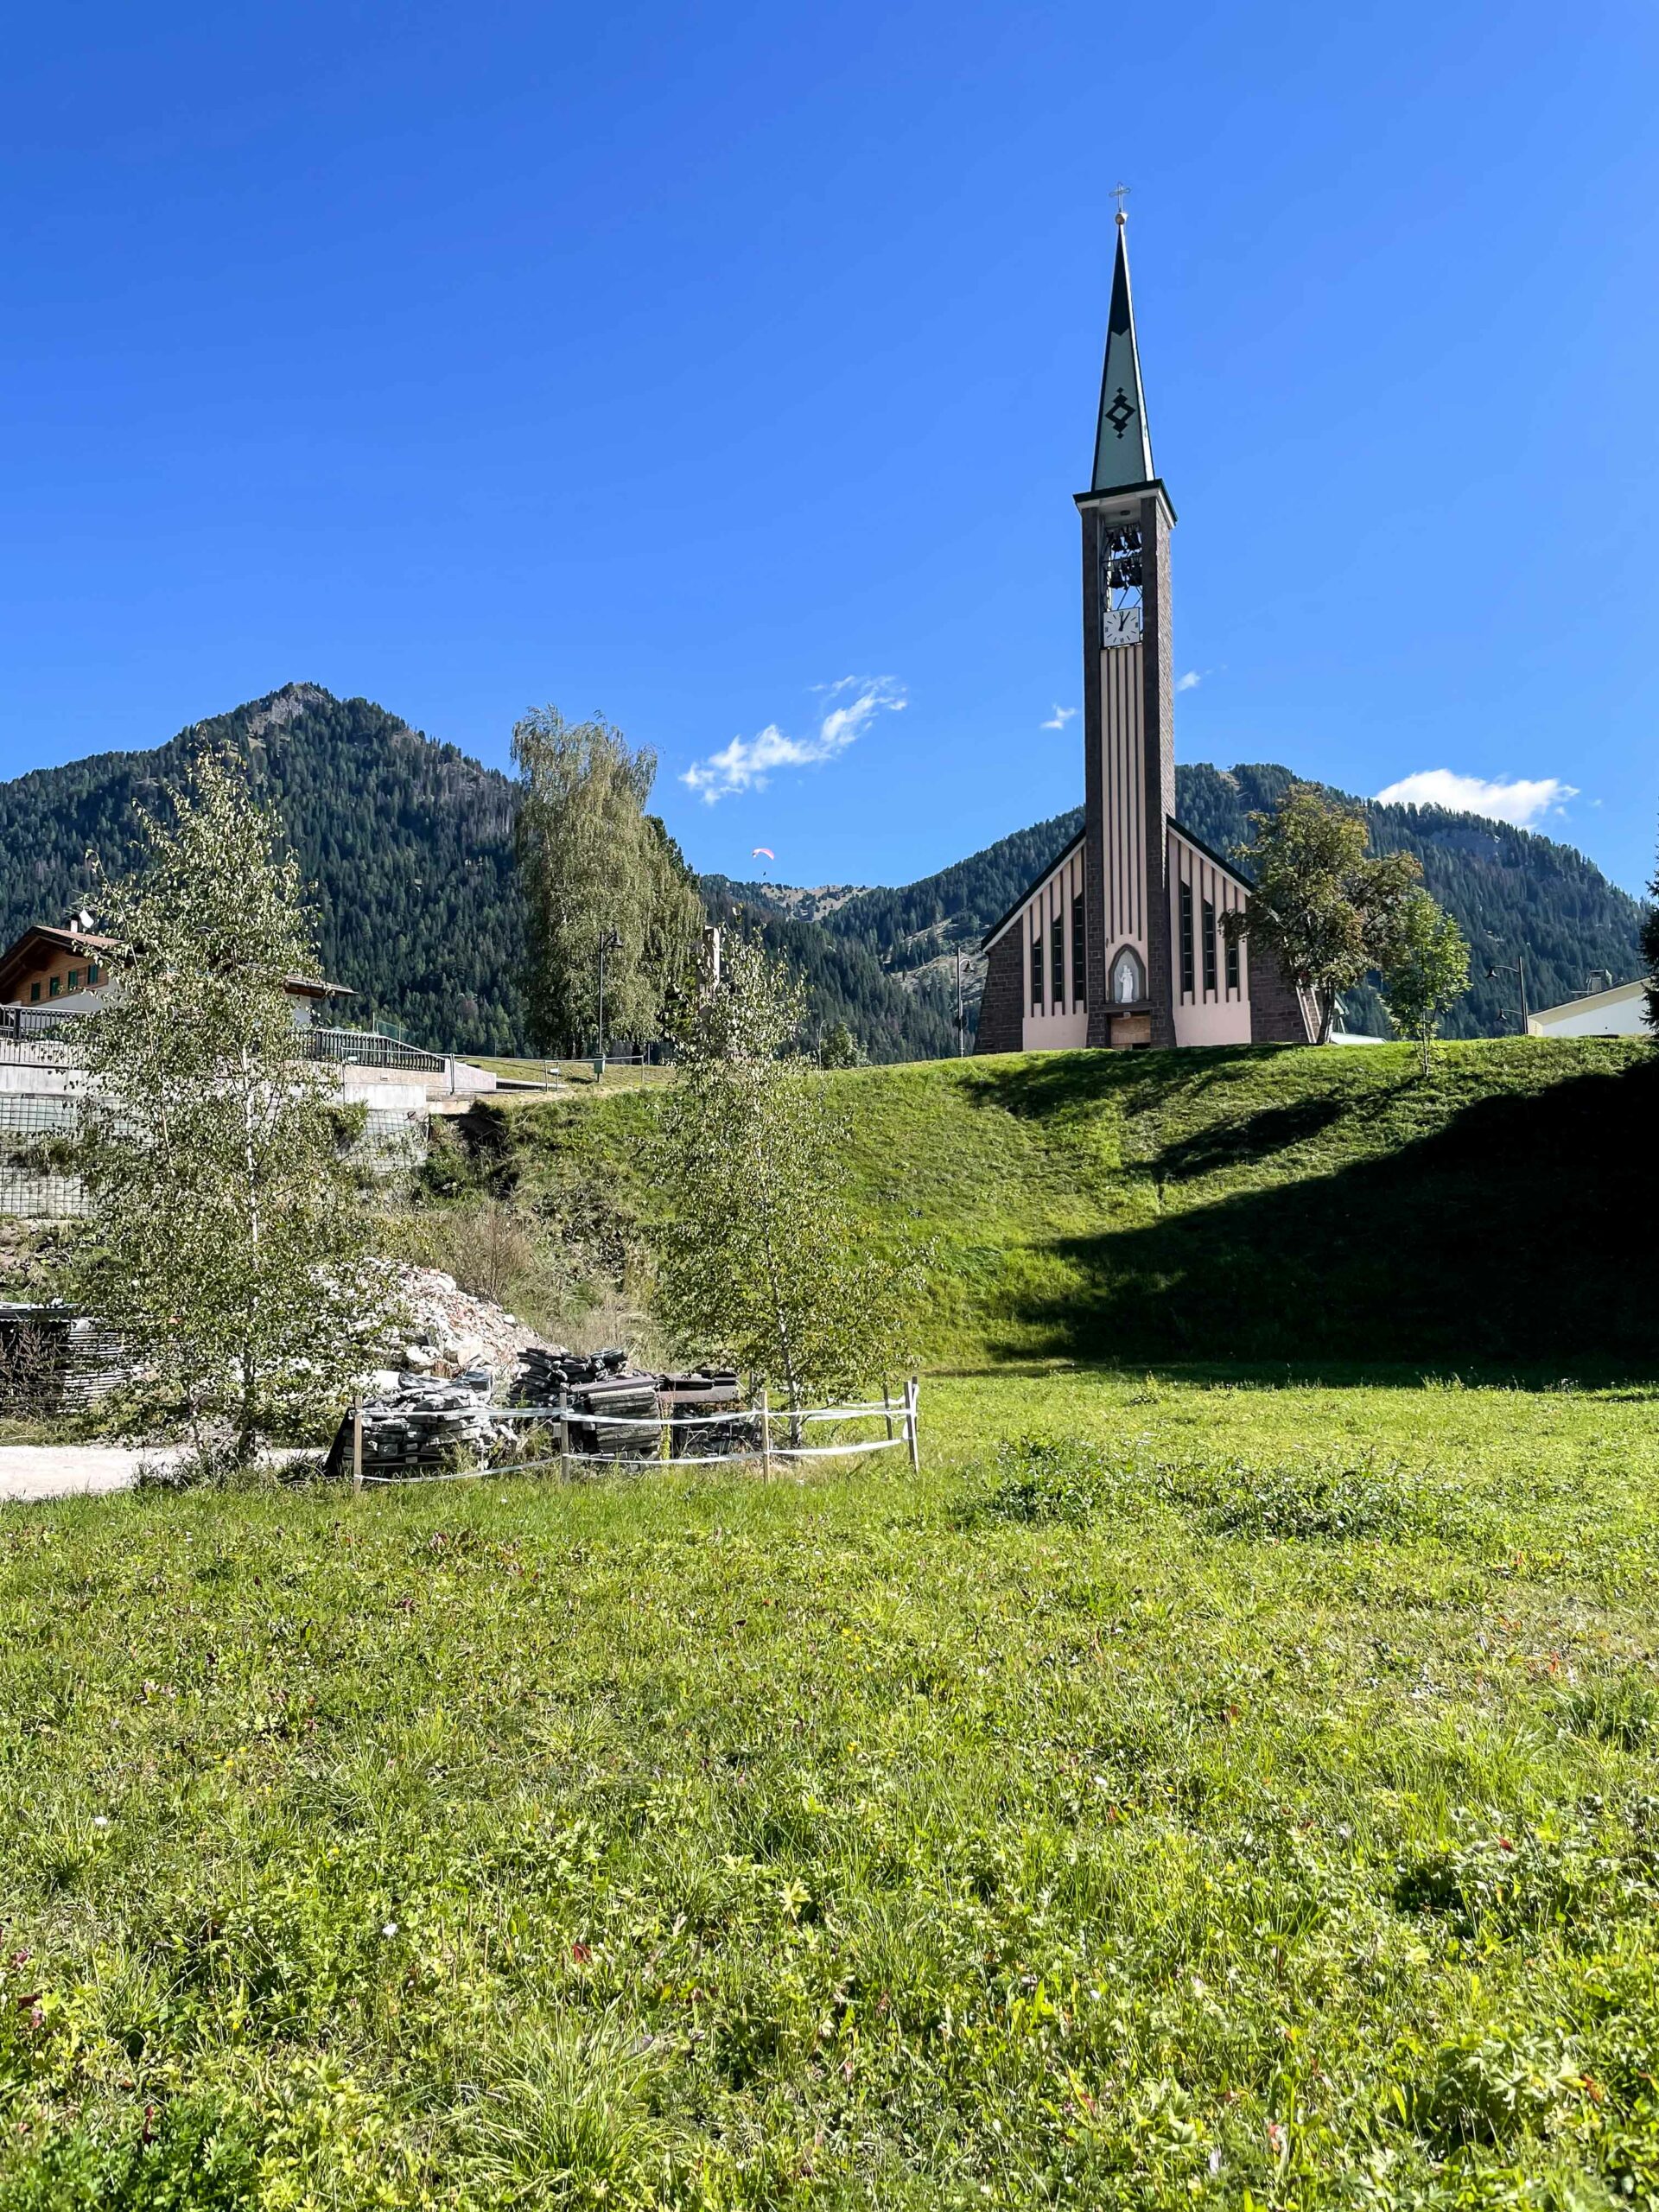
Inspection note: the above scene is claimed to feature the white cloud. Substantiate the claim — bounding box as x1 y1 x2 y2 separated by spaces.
1175 671 1202 693
1372 768 1579 829
1041 704 1077 731
681 677 906 804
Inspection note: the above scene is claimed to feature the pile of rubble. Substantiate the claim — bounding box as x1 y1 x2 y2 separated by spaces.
318 1268 768 1482
388 1266 543 1384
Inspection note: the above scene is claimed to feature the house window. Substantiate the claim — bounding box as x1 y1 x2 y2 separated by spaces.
1071 893 1086 1007
1030 925 1044 1013
67 968 81 991
29 982 41 1003
1202 899 1217 995
87 962 100 987
1179 881 1195 996
1051 912 1065 1009
1225 931 1240 995
48 976 61 998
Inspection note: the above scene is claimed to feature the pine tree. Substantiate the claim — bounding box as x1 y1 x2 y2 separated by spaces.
1643 842 1659 1035
67 752 398 1454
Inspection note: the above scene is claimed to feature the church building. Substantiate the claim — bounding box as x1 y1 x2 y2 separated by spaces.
976 213 1314 1053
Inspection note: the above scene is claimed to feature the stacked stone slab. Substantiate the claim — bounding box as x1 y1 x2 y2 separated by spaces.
323 1371 496 1479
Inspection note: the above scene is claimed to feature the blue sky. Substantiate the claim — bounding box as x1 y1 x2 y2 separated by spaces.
3 0 1656 896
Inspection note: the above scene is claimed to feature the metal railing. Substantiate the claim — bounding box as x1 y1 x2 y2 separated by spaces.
0 1005 86 1046
302 1028 446 1074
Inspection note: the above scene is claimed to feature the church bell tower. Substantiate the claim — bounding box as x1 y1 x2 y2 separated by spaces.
1078 207 1177 1048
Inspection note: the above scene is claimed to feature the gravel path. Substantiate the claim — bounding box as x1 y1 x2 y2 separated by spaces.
0 1446 183 1503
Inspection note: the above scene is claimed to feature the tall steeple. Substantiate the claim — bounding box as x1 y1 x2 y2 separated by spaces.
1090 208 1154 493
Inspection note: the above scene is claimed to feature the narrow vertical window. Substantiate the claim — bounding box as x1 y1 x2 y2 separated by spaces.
1202 898 1217 995
1225 930 1240 995
1071 893 1086 1007
1179 881 1195 996
1031 924 1044 1013
1051 912 1065 1009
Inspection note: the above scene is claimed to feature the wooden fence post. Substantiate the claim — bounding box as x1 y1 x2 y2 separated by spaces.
881 1384 894 1444
559 1399 569 1482
351 1402 364 1496
759 1388 772 1481
905 1376 920 1473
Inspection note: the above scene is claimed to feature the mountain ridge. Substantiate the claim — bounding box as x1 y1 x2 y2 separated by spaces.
0 683 1644 1052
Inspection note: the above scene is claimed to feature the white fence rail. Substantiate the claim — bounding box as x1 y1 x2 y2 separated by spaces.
351 1379 920 1489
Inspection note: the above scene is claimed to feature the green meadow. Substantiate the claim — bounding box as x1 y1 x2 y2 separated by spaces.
3 1039 1657 2206
4 1369 1659 2208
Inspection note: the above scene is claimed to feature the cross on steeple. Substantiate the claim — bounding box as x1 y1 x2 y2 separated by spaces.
1110 181 1130 224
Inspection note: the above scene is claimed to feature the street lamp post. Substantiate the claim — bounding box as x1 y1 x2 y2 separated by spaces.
595 928 621 1079
1484 949 1529 1034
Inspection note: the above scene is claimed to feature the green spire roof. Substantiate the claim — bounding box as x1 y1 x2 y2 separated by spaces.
1091 213 1155 493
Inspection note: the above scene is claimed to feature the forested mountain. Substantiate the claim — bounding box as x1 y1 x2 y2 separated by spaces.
1172 765 1647 1038
0 683 955 1059
0 684 529 1054
0 687 1644 1055
733 766 1645 1041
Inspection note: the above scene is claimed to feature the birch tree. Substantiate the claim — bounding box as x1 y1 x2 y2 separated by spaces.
69 752 396 1453
651 935 919 1418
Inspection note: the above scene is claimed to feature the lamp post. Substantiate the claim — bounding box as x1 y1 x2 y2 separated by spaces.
1484 947 1529 1034
594 928 621 1079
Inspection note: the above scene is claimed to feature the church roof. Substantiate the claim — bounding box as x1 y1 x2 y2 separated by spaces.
978 826 1084 952
1166 818 1255 893
1090 214 1155 493
980 817 1254 955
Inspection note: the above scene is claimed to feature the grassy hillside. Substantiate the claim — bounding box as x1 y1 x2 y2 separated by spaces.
483 1037 1657 1372
3 1374 1658 2204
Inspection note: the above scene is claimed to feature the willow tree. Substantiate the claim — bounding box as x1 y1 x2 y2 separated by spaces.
1222 781 1422 1044
512 709 703 1054
651 935 920 1419
69 752 397 1453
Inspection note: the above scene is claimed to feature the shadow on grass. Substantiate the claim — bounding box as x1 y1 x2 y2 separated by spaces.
962 1045 1269 1124
998 1056 1659 1373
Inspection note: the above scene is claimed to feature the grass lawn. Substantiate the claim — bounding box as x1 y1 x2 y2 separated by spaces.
3 1369 1658 2206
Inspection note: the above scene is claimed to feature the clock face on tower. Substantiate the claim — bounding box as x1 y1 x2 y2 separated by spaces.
1101 604 1143 647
